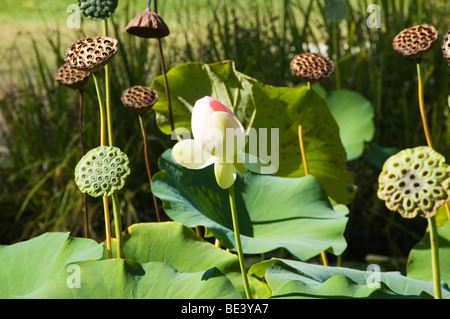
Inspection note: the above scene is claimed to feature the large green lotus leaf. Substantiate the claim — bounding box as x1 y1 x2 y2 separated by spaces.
151 60 355 205
22 259 241 299
407 219 450 285
250 83 355 204
249 258 450 299
325 89 375 161
0 232 103 298
107 222 269 298
151 150 348 261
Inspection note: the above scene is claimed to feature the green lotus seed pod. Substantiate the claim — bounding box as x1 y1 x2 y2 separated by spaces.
377 146 450 219
75 146 130 197
78 0 118 21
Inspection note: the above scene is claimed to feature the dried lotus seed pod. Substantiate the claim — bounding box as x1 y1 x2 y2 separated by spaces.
64 36 118 72
75 146 130 197
392 24 438 61
290 53 335 83
121 86 158 114
55 62 90 90
442 29 450 66
78 0 118 21
377 146 450 219
125 9 170 39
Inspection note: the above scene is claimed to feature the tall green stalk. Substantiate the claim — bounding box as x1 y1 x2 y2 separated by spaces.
299 82 329 266
92 72 112 258
139 114 162 222
103 19 114 146
228 185 252 299
112 192 123 258
78 89 89 238
428 216 442 299
154 0 175 134
92 73 107 147
416 62 443 299
103 18 124 257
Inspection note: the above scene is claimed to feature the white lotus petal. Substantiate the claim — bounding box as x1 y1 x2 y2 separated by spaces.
172 139 214 169
202 111 245 159
191 96 235 148
214 161 237 189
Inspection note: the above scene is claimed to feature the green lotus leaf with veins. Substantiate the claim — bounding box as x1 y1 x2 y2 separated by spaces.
378 146 450 218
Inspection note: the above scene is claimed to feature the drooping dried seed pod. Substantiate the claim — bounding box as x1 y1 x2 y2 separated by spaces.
55 62 90 90
377 146 450 219
64 36 118 72
121 85 158 114
125 9 170 39
392 24 438 60
442 29 450 66
78 0 118 21
290 53 335 83
74 146 130 197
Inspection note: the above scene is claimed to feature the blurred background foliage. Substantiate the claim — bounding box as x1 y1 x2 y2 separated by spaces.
0 0 449 271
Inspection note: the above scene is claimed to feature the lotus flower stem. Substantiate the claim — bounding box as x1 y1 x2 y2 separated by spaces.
416 62 444 299
154 0 175 134
138 114 162 222
112 192 123 258
300 82 329 266
416 63 433 148
103 19 114 147
92 73 107 147
427 216 442 299
92 72 113 258
229 185 252 299
102 196 113 258
102 18 125 257
78 89 89 238
416 63 450 220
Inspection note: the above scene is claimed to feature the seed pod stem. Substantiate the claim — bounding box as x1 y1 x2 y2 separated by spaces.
139 114 162 222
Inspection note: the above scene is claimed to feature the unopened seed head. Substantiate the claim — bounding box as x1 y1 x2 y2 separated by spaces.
290 53 334 83
121 86 158 114
392 24 438 61
125 10 170 39
55 62 90 90
78 0 118 21
74 146 130 197
64 36 118 72
377 146 450 219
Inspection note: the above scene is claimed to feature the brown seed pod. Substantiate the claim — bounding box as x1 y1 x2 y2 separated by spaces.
125 9 170 39
290 53 335 83
64 36 118 72
55 62 90 90
392 24 438 60
442 29 450 66
121 85 158 114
